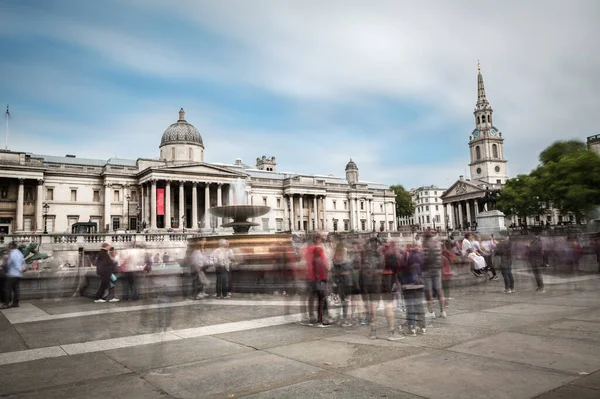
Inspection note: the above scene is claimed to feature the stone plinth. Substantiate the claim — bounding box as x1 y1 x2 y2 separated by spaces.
476 210 507 236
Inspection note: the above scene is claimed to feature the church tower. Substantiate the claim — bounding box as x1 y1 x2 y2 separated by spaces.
468 63 508 187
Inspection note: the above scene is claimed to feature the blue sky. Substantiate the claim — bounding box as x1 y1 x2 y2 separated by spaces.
1 0 599 188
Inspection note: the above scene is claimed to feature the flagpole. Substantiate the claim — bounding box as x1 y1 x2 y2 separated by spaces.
4 105 8 151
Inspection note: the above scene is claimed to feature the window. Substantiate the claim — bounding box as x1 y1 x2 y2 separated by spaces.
262 218 269 231
68 216 78 230
112 217 120 231
435 205 439 211
343 220 349 231
476 146 481 160
482 115 486 123
344 201 347 210
46 188 53 201
130 190 137 199
434 191 437 195
90 217 101 230
23 217 32 231
427 216 430 223
497 179 502 184
333 200 337 210
93 190 100 202
46 216 55 232
276 198 281 208
492 144 498 158
425 192 428 196
70 190 77 202
426 206 429 211
263 197 267 206
389 221 393 231
436 215 441 222
361 220 366 230
380 221 385 230
276 218 283 231
114 190 120 202
360 202 364 210
25 188 33 201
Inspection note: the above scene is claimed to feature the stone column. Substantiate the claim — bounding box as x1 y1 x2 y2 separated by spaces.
35 179 43 232
312 196 317 231
365 199 370 232
165 181 171 229
355 198 359 230
192 182 198 230
299 195 304 231
384 201 389 231
392 200 397 231
217 183 222 227
348 197 353 231
229 184 234 205
15 179 24 232
150 180 157 230
458 202 464 230
145 184 151 226
179 181 185 229
289 195 295 231
204 183 210 228
465 200 472 228
104 182 111 232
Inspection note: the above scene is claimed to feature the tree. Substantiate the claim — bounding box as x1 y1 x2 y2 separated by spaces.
539 140 587 165
496 174 545 224
390 185 415 218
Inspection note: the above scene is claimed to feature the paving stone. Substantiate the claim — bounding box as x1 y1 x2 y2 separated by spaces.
534 293 600 308
105 335 253 371
347 350 577 399
566 308 600 322
0 313 29 354
0 352 130 396
483 303 588 317
448 331 600 374
516 319 600 343
13 316 138 349
215 323 345 349
5 374 169 399
242 376 420 399
142 351 323 399
571 370 600 390
438 310 554 330
267 338 424 371
533 384 600 399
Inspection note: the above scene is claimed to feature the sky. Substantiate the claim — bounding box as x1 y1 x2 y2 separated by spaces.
1 0 599 189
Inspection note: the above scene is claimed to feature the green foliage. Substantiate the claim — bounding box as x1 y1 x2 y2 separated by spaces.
390 184 415 217
539 140 587 165
496 174 544 220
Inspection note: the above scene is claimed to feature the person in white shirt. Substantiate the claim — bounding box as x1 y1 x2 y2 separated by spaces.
478 235 499 281
461 233 474 257
212 239 235 299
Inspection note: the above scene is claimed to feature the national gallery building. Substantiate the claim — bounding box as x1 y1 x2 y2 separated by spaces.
0 109 396 235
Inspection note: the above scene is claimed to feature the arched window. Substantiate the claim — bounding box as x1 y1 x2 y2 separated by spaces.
476 146 481 160
171 148 175 159
482 115 486 123
477 116 481 124
189 148 193 160
492 144 498 158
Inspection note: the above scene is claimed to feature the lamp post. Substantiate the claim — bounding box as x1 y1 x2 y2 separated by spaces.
136 205 141 233
372 216 376 232
445 214 450 232
126 195 131 232
43 202 49 234
182 215 186 233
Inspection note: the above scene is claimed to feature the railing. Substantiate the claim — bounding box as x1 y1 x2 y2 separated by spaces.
0 235 41 245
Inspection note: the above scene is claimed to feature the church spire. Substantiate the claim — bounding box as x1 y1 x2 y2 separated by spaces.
476 60 489 110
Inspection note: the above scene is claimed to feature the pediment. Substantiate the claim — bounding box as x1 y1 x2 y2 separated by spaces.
153 163 247 178
442 179 485 199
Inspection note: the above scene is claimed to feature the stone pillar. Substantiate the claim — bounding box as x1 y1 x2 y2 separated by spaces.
289 195 295 231
179 181 185 229
204 183 210 228
384 201 389 231
192 182 198 230
466 200 472 228
392 200 397 231
348 197 354 231
165 181 171 229
299 195 304 231
35 179 43 232
458 202 464 230
15 179 24 232
229 184 234 205
145 184 151 227
312 196 317 231
150 180 157 230
104 182 111 232
355 198 359 230
217 183 222 228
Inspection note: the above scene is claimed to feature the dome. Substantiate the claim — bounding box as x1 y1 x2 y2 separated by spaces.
160 108 204 148
345 159 358 171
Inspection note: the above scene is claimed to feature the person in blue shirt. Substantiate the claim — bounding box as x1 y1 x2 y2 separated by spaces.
1 242 25 308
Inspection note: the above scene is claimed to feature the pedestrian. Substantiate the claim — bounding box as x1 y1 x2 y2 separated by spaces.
527 236 545 293
305 233 330 327
212 239 234 299
441 240 455 307
1 242 25 308
400 245 426 336
94 243 119 303
422 232 446 319
496 238 515 293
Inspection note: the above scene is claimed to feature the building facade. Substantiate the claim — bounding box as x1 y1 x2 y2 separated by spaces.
441 64 509 230
397 185 450 231
0 109 396 234
588 134 600 155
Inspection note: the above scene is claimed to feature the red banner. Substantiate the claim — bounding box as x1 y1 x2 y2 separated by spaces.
157 188 165 216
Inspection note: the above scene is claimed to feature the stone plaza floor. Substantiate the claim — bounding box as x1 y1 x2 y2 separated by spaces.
1 267 600 398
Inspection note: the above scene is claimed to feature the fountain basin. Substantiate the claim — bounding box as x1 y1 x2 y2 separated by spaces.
209 205 271 233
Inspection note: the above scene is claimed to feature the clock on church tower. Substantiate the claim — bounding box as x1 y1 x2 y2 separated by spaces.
468 63 508 186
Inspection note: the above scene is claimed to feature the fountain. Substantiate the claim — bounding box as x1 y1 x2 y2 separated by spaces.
208 178 270 234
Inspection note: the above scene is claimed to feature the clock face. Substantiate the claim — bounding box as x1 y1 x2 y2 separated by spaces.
495 166 500 172
473 130 480 138
490 128 497 136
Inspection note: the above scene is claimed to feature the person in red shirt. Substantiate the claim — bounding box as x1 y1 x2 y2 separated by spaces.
305 234 330 327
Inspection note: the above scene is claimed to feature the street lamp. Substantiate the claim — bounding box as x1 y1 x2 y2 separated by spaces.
136 205 141 233
182 215 186 233
43 202 50 234
126 195 131 232
445 214 450 232
372 216 376 232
